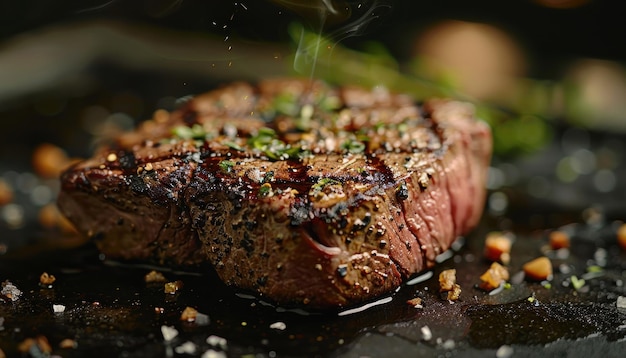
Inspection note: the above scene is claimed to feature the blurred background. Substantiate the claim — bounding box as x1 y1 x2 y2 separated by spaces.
0 0 625 248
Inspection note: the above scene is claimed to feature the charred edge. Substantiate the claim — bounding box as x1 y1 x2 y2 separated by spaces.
118 150 136 170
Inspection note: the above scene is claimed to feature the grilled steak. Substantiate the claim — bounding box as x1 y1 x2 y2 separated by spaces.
58 79 492 309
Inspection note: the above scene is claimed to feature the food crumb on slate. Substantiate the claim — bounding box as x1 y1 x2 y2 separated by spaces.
161 325 179 341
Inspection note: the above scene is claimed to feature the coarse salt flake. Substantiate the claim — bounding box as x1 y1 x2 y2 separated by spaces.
421 326 432 341
269 322 287 330
175 341 197 354
496 345 514 358
201 349 227 358
206 335 227 350
617 296 626 309
161 325 179 341
53 304 66 313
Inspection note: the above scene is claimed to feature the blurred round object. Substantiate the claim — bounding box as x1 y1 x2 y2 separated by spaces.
533 0 590 9
38 203 76 233
32 143 72 179
0 179 13 206
565 59 626 131
414 20 526 101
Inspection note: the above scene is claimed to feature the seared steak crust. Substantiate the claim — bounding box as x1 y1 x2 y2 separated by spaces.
58 79 491 308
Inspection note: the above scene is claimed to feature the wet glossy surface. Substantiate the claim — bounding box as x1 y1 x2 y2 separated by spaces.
1 212 626 357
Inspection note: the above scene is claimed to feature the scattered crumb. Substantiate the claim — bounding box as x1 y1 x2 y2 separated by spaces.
479 262 510 291
439 269 457 292
164 280 183 294
441 339 455 350
175 341 197 355
201 349 227 358
53 304 66 313
145 270 167 283
523 256 553 281
40 272 56 286
496 345 514 358
483 232 512 264
1 280 22 302
206 335 228 350
59 338 77 349
406 297 423 308
616 296 626 309
439 269 461 301
161 325 179 341
269 322 287 330
549 230 570 250
420 325 432 341
17 336 52 355
180 306 198 322
446 284 462 301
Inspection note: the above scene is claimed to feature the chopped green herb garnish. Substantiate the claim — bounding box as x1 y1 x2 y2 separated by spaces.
258 183 273 197
587 265 603 273
249 127 277 149
319 95 341 112
272 92 299 116
504 283 512 289
341 139 366 154
310 177 341 197
571 275 585 291
223 141 244 151
172 124 207 140
248 127 302 160
262 171 275 184
295 104 314 131
219 160 235 173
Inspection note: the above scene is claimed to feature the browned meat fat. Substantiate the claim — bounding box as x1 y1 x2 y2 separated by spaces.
58 79 492 309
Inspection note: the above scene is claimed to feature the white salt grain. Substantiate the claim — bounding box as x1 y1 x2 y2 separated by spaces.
52 304 66 313
161 325 178 341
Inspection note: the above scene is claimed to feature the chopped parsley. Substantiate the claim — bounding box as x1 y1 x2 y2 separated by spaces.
249 127 302 160
223 141 244 151
218 160 235 173
172 124 208 140
341 138 366 154
310 177 341 197
258 183 273 197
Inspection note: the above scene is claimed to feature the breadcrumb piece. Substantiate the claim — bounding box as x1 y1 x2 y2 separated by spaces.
40 272 56 286
59 338 77 349
406 297 423 308
484 232 512 264
523 257 553 281
1 280 22 302
479 262 510 291
145 270 167 283
439 269 457 292
549 230 570 250
164 280 183 294
439 269 461 301
446 284 462 301
181 306 198 322
161 325 178 341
